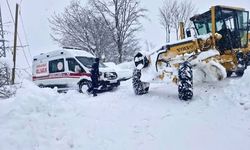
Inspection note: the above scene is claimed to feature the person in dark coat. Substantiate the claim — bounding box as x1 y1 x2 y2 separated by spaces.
89 58 100 96
217 23 233 52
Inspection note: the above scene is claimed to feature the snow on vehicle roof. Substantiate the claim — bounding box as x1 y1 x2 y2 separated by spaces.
159 34 211 48
143 34 212 56
33 49 96 60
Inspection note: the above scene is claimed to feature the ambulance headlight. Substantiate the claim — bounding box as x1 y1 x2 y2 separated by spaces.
104 72 118 80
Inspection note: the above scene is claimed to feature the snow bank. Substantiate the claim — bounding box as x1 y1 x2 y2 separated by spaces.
0 80 88 149
0 78 250 150
225 68 250 110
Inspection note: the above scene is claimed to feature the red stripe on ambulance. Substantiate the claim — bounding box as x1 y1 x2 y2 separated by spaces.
32 73 91 81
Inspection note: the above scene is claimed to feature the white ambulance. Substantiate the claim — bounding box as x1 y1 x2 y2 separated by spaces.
32 48 120 93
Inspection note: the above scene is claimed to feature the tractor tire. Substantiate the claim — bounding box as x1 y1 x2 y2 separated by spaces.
246 52 250 66
235 69 244 77
235 51 246 77
178 61 193 101
226 70 233 77
132 69 150 95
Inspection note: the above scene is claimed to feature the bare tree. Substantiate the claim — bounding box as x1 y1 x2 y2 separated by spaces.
144 40 155 52
49 0 117 62
159 0 197 41
173 0 197 40
91 0 146 63
159 0 178 42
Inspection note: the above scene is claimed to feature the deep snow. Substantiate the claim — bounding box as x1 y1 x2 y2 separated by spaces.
0 69 250 150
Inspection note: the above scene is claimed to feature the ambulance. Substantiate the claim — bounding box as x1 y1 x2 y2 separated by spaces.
32 47 120 93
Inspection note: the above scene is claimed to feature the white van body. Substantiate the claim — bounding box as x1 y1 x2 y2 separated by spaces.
32 48 120 91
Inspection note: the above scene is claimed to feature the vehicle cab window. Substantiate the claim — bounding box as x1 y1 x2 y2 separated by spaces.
237 11 249 48
49 58 65 73
67 58 85 73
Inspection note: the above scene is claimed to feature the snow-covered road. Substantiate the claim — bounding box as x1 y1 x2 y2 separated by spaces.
0 71 250 150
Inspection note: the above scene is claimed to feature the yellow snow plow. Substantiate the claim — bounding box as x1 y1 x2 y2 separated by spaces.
132 5 249 100
190 5 250 77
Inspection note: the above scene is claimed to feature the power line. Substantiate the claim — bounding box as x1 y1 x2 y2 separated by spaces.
5 1 14 26
19 7 32 58
5 0 31 68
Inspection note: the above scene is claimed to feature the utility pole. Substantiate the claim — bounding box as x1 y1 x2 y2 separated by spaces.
11 4 19 85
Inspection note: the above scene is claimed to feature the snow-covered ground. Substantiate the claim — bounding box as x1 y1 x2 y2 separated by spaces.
1 69 250 150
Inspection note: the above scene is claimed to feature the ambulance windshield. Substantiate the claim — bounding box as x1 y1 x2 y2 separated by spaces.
76 57 106 68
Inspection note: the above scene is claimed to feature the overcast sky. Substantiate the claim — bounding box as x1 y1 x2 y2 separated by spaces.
1 0 250 69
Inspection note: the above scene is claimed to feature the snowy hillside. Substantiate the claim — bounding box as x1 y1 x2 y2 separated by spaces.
0 69 250 150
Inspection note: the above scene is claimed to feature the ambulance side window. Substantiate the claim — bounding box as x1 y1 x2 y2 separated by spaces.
67 58 85 73
49 58 65 73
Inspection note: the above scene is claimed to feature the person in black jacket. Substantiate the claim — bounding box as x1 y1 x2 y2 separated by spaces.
88 58 100 96
217 23 233 52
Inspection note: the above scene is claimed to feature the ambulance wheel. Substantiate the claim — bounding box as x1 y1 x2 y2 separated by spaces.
79 80 92 93
38 84 45 88
178 61 193 101
132 69 150 95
